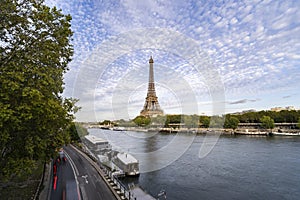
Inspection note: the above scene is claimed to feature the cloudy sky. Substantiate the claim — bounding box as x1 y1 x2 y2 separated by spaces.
45 0 300 122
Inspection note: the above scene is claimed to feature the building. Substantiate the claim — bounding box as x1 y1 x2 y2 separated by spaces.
231 109 257 115
84 135 111 153
270 106 296 112
140 56 164 117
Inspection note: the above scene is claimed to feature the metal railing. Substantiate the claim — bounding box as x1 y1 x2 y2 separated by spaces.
98 164 136 200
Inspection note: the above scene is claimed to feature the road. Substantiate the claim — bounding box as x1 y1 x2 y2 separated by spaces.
50 145 117 200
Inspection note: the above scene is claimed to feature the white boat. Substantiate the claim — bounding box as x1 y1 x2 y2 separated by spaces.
84 135 140 176
97 154 112 168
84 135 112 153
112 152 140 176
270 132 300 136
112 127 125 131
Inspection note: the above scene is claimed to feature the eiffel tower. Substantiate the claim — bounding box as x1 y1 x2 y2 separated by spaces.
140 56 164 117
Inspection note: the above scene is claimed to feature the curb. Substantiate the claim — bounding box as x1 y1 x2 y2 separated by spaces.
38 162 52 200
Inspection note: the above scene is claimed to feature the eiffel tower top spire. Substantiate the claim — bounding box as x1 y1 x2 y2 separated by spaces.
149 56 154 63
140 56 164 117
147 56 156 96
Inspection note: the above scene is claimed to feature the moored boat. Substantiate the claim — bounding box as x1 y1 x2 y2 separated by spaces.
112 127 125 131
269 132 300 136
84 135 140 176
84 135 112 153
112 152 140 176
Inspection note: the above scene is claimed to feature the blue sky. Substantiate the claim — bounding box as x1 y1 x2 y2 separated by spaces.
45 0 300 122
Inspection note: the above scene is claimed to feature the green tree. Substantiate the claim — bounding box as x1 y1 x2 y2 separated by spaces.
209 116 224 128
164 115 183 128
100 120 113 126
199 116 210 128
183 115 199 128
115 119 135 127
297 117 300 129
224 116 240 130
0 0 75 180
260 116 275 131
68 122 88 142
133 116 151 127
150 115 167 126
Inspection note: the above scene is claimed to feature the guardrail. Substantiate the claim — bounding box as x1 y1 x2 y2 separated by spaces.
103 169 136 200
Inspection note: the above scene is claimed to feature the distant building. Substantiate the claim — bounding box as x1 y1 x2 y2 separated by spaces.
231 109 256 115
270 106 296 112
286 106 296 111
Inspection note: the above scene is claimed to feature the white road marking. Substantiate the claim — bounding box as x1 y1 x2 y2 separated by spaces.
82 175 88 184
64 149 82 200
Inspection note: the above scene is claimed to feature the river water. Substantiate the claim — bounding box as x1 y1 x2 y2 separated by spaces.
88 129 300 200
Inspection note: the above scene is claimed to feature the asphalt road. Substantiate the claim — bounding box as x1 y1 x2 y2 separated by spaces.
50 151 80 200
50 145 117 200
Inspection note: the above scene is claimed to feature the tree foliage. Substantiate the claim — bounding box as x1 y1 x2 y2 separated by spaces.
68 122 88 142
164 114 183 128
133 116 151 127
209 116 225 128
234 110 300 123
199 116 210 128
183 115 199 128
99 120 114 126
150 115 166 126
224 116 240 130
0 0 75 180
129 110 300 130
114 119 136 127
260 116 275 130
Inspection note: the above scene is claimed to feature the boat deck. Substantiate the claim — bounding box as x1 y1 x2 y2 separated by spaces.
130 186 155 200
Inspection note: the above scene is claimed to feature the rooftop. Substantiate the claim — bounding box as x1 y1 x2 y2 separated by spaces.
85 135 108 145
117 152 138 164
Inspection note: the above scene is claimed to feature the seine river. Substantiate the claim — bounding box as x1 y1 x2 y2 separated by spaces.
88 129 300 200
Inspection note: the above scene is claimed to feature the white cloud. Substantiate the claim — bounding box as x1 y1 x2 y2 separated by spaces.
43 0 300 121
